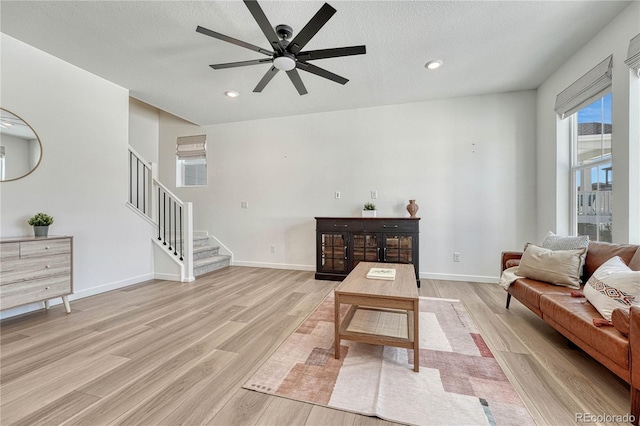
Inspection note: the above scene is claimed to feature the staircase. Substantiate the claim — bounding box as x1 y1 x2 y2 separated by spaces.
193 235 231 276
127 147 232 281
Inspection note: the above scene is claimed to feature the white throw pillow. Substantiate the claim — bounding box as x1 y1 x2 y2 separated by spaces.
584 256 640 321
516 244 585 289
541 231 589 276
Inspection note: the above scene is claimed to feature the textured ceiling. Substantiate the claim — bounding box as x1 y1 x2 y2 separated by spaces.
0 1 631 125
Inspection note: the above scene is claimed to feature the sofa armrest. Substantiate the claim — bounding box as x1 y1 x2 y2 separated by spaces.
630 306 640 424
501 251 523 273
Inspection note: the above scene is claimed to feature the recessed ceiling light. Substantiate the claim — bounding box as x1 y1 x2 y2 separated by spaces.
225 90 239 98
425 60 443 70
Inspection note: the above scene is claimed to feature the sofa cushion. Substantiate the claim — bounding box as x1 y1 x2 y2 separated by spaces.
516 245 585 289
583 256 640 321
584 241 639 280
509 278 574 316
540 293 629 371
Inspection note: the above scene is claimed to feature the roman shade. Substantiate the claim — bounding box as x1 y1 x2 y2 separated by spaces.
625 33 640 72
555 55 613 119
176 135 206 159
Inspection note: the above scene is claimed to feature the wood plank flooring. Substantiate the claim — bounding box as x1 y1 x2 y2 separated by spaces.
0 266 631 425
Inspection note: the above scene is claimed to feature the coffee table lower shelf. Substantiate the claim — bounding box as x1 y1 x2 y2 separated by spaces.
335 304 419 372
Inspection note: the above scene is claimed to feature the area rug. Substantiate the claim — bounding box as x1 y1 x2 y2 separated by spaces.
243 292 535 426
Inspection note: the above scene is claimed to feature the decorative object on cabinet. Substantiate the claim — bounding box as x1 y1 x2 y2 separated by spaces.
0 108 43 182
406 199 419 218
315 217 420 287
27 212 54 237
0 235 73 313
362 202 377 218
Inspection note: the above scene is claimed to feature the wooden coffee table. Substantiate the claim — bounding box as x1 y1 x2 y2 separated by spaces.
334 262 420 372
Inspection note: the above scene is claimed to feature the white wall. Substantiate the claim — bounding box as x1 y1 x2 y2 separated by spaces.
536 1 640 243
159 90 538 282
129 98 159 164
0 34 155 318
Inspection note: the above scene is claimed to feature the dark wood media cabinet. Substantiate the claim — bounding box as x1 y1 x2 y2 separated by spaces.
315 217 420 287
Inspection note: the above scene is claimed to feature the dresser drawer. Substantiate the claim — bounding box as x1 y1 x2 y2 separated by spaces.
20 239 71 258
0 243 20 260
0 275 71 310
0 253 71 285
363 220 419 233
317 219 364 232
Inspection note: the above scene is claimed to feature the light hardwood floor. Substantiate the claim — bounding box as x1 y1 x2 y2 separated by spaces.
0 266 631 425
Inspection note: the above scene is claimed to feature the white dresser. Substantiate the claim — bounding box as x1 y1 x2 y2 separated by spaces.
0 236 73 313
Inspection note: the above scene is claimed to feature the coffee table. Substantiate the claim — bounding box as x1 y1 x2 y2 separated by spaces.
334 262 420 372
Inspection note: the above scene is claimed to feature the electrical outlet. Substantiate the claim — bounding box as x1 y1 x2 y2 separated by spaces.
335 191 341 199
241 201 248 209
453 252 461 262
270 245 276 253
371 190 377 199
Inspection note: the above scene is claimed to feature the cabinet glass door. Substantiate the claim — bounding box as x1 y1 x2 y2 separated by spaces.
352 234 379 267
320 233 347 273
384 235 413 263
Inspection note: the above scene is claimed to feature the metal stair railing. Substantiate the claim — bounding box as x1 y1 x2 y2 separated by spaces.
128 147 194 281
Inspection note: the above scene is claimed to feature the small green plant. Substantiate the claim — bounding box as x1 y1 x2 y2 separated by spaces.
363 202 376 211
28 212 54 226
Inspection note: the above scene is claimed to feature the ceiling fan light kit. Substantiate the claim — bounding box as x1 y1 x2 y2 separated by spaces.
197 0 366 95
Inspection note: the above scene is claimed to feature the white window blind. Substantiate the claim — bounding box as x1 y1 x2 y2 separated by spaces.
625 33 640 72
176 135 206 159
555 55 613 119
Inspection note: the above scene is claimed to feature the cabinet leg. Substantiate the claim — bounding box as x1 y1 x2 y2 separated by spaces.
44 300 49 310
62 296 71 313
334 294 341 359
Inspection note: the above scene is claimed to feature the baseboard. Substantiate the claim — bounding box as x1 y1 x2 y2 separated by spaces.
420 272 499 284
154 272 183 281
0 273 155 320
232 260 315 272
230 262 498 283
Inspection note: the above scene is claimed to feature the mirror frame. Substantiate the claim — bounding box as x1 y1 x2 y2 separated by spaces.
0 108 43 182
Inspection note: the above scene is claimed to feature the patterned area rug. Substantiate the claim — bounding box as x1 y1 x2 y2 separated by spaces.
243 293 534 425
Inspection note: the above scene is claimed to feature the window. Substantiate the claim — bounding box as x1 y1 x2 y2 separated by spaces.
571 93 612 242
176 135 207 187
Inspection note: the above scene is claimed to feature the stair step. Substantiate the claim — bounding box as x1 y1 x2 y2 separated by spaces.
193 244 220 260
194 255 231 277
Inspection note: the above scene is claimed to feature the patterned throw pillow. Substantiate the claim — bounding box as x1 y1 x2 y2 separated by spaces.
583 256 640 321
541 231 589 251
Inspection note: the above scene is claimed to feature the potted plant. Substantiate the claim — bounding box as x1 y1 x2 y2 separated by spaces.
28 212 54 237
362 202 377 218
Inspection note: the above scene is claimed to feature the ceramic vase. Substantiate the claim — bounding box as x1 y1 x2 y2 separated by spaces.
406 200 419 217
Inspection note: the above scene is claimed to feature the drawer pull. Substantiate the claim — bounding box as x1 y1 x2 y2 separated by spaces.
45 286 51 290
382 224 399 228
45 265 51 268
45 246 50 249
333 224 348 228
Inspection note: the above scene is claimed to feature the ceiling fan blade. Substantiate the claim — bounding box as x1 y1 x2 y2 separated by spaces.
297 45 366 61
287 3 336 55
297 62 348 85
254 66 279 92
210 58 273 70
243 0 284 53
197 26 273 56
286 69 308 95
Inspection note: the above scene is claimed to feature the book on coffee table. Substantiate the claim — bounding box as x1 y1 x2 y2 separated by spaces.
366 267 396 281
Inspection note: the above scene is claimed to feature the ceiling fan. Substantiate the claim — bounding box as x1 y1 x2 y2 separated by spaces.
196 0 366 95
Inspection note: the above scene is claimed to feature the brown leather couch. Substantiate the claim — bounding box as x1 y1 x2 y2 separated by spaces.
502 241 640 424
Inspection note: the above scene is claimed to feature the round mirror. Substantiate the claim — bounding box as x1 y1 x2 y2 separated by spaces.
0 108 42 182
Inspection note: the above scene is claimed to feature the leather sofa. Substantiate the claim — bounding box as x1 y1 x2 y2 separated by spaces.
502 241 640 424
